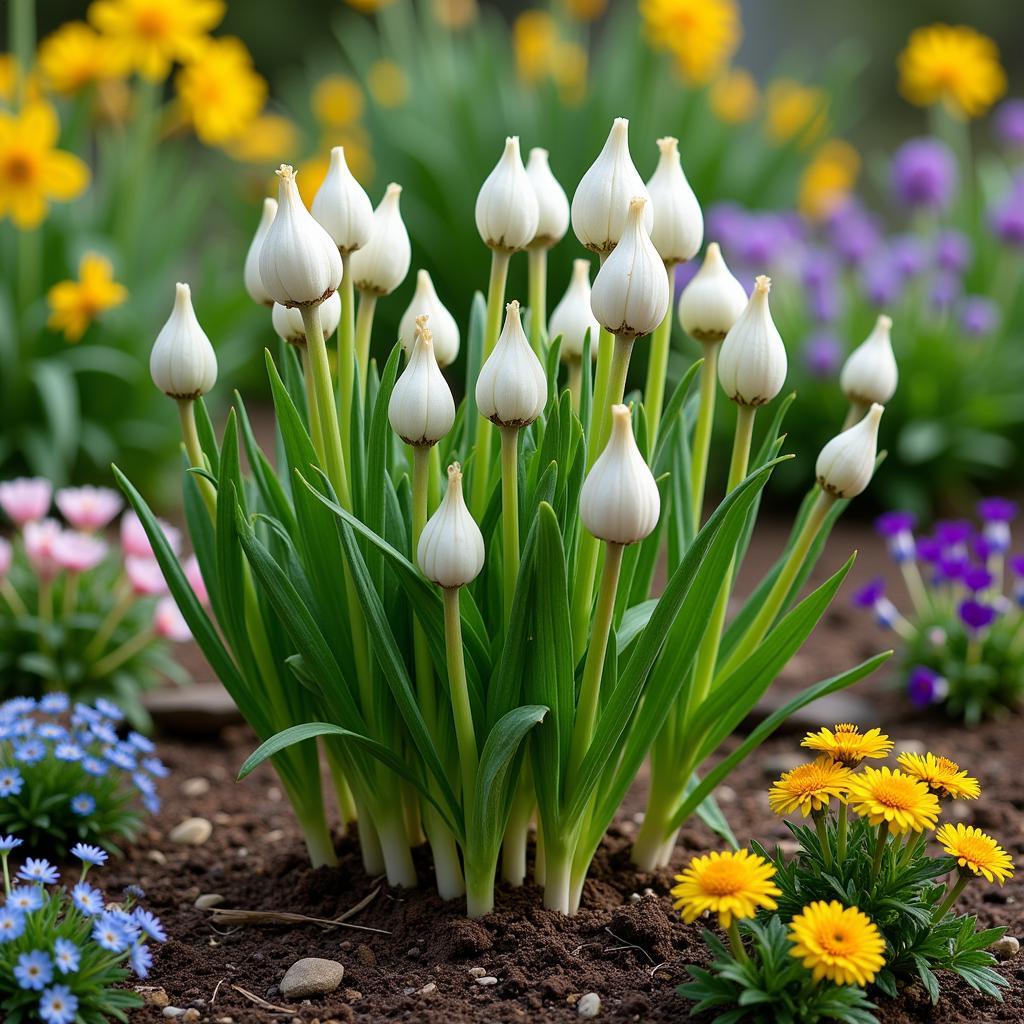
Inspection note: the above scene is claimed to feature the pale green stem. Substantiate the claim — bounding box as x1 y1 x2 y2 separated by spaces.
1 579 27 617
92 628 154 678
870 822 889 882
354 290 378 400
84 583 132 660
567 359 582 412
933 872 970 922
10 0 35 110
542 838 573 914
178 399 217 518
814 809 832 870
443 587 478 806
300 348 325 463
37 578 53 625
842 400 867 431
62 573 79 617
689 344 719 527
527 246 548 355
642 262 676 451
501 774 533 887
727 920 748 963
499 427 520 627
837 802 848 864
901 559 932 618
338 259 356 470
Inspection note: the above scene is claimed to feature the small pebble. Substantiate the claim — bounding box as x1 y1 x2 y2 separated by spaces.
992 936 1019 961
168 817 213 846
468 967 487 978
893 737 926 755
162 1010 185 1020
578 992 602 1018
280 958 345 1000
194 893 225 910
764 751 805 775
213 812 233 826
138 987 170 1008
267 786 282 802
148 850 168 865
182 777 210 797
406 946 421 958
420 982 437 994
182 1012 200 1023
628 893 641 903
475 976 498 986
266 829 285 843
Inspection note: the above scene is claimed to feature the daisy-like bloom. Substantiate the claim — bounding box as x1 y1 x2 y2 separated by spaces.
936 823 1014 884
37 21 124 95
0 834 24 852
845 766 941 835
47 253 127 342
71 881 103 916
0 906 26 942
130 941 153 978
788 901 886 986
709 67 759 124
802 723 893 767
133 907 166 942
798 139 860 220
0 102 90 229
0 767 25 796
153 596 191 642
639 0 740 85
898 24 1006 119
53 937 81 974
764 78 828 144
671 849 781 927
71 794 97 816
312 75 365 128
896 752 980 800
71 843 108 866
39 983 78 1024
55 485 123 532
768 756 853 817
18 858 60 885
0 478 52 526
14 949 53 991
92 912 131 952
8 886 45 912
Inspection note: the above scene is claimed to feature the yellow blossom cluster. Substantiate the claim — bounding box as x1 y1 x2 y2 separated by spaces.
511 11 588 106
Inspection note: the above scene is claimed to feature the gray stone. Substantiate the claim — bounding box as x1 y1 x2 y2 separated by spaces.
475 976 498 986
168 817 212 846
279 958 345 1000
194 893 225 910
991 936 1019 961
578 992 602 1018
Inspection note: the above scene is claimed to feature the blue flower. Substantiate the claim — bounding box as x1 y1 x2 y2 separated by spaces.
90 722 119 746
36 723 66 741
106 906 140 939
3 697 37 715
71 882 102 916
70 843 107 867
71 703 101 727
141 756 170 778
14 949 53 990
13 739 45 764
92 913 131 952
0 907 25 942
144 793 161 814
127 732 155 753
52 938 81 975
8 886 45 912
130 941 153 978
70 794 96 816
0 768 24 797
54 742 83 763
39 983 78 1024
133 772 156 797
81 757 107 778
103 744 136 771
94 698 124 721
38 693 69 714
133 908 167 942
18 858 59 885
0 834 23 852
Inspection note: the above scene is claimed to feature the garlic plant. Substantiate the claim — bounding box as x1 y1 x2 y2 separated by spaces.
120 119 892 921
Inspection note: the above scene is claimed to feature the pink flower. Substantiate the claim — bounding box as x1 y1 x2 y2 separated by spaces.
183 555 208 606
120 511 182 560
0 478 52 526
153 597 190 642
23 519 63 580
125 556 168 597
55 486 123 532
52 532 108 574
0 538 11 579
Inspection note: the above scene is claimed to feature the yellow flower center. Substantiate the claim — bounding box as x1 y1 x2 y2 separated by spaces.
699 861 746 896
871 776 918 810
823 926 855 955
3 149 37 184
136 6 171 38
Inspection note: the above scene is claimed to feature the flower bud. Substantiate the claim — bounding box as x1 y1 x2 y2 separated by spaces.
259 165 343 307
475 300 548 427
272 291 342 346
717 275 787 406
243 197 277 307
550 259 600 362
590 196 669 338
816 403 884 499
580 404 660 545
677 242 748 342
150 283 218 399
348 183 411 295
388 316 456 446
645 137 703 266
417 463 485 588
571 117 653 255
840 314 898 406
475 136 540 253
312 146 375 254
526 147 569 249
398 270 460 367
0 478 52 527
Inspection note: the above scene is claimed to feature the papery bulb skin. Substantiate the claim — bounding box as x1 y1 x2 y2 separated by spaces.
677 242 748 342
580 404 660 545
417 463 485 588
526 147 569 249
590 196 669 338
388 316 456 446
244 197 277 307
717 275 787 406
259 165 344 308
475 300 548 428
475 137 540 253
272 291 342 346
816 403 884 499
840 314 898 405
150 283 218 399
571 117 653 255
398 270 461 367
550 259 600 362
312 146 374 254
646 137 703 266
348 183 411 295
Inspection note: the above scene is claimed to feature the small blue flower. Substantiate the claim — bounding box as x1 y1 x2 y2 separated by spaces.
13 739 46 765
90 721 119 746
36 723 66 741
14 949 53 990
94 698 124 721
70 843 107 867
71 882 102 916
133 772 156 797
12 719 34 737
3 697 37 715
52 938 80 975
0 768 24 797
133 908 167 942
0 834 23 852
144 793 161 814
70 794 96 816
54 742 84 763
81 757 107 778
104 745 136 771
71 703 101 727
92 913 131 952
130 941 153 978
8 886 45 912
39 983 78 1024
106 906 140 938
141 757 170 778
124 884 145 900
38 693 69 714
127 731 156 753
0 907 25 942
18 858 59 885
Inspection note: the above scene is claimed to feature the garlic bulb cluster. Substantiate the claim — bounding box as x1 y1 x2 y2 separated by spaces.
259 165 343 308
816 403 884 499
579 405 660 545
645 137 703 266
272 292 341 346
150 283 218 399
549 259 600 362
526 147 569 249
311 146 374 255
388 317 456 447
475 301 548 428
677 242 748 343
243 197 277 307
475 137 539 253
348 183 411 295
417 463 485 588
717 275 787 406
398 270 461 367
840 315 898 406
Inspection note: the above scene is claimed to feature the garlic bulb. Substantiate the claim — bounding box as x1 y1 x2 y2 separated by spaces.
272 291 341 346
258 165 343 307
717 275 787 406
243 197 277 307
388 316 456 446
840 314 898 406
816 403 884 499
475 300 548 428
677 242 748 342
311 146 374 254
549 259 600 362
590 196 669 338
579 404 660 545
398 270 461 367
348 183 411 295
150 283 218 399
526 147 569 249
571 117 653 255
475 136 539 253
645 137 703 266
417 463 485 588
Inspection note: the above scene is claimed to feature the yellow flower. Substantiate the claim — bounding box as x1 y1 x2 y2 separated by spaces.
768 756 853 818
789 901 886 987
0 101 90 230
47 253 128 342
230 114 300 166
797 139 860 220
553 42 588 106
845 766 940 835
896 752 980 801
671 849 781 928
639 0 740 86
37 21 124 95
312 76 365 129
565 0 608 21
710 67 759 124
765 78 828 145
345 0 394 12
0 54 40 104
802 724 892 767
936 824 1014 884
898 24 1006 119
513 10 559 85
433 0 478 30
367 60 409 109
88 0 225 81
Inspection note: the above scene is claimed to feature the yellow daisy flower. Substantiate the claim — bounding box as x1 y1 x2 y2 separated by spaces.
37 21 125 95
367 60 409 109
802 723 893 767
798 139 860 220
936 824 1014 885
513 11 560 85
764 78 828 145
639 0 740 86
710 68 759 124
768 756 853 818
671 849 781 928
896 752 980 801
229 114 300 167
845 766 940 835
898 24 1006 119
47 253 128 342
789 901 886 987
0 101 90 230
312 76 365 129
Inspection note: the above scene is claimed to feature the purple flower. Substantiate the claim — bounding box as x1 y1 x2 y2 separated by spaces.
935 519 973 549
934 229 972 273
808 281 842 323
876 511 916 562
861 257 904 307
803 332 843 379
705 202 748 251
827 201 881 268
890 138 957 210
963 566 993 592
1011 554 1024 576
736 213 779 265
959 296 999 337
853 578 886 608
889 234 928 277
800 247 837 290
0 767 24 797
70 843 107 866
907 666 949 708
959 598 997 631
674 259 699 293
973 535 997 562
995 98 1024 148
929 271 962 313
132 908 167 942
978 498 1017 523
990 192 1024 247
936 554 969 583
0 834 23 852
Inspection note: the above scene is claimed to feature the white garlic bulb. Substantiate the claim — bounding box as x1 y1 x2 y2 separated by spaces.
717 275 787 406
272 291 342 346
526 147 569 249
677 242 748 343
549 259 600 362
417 463 485 588
311 146 374 254
348 183 411 295
840 315 897 406
150 283 218 399
645 137 703 266
475 136 540 253
243 197 277 307
388 317 456 446
815 403 884 499
475 300 548 428
398 270 461 367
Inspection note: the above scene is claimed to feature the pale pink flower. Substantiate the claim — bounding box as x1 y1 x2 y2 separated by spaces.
55 486 123 532
0 538 11 579
120 511 182 560
183 555 208 606
23 518 63 580
52 532 108 574
125 556 168 597
153 596 190 642
0 478 52 526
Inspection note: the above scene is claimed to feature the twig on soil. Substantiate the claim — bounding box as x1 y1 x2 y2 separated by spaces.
602 927 655 964
205 886 389 934
228 983 294 1014
210 977 225 1004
